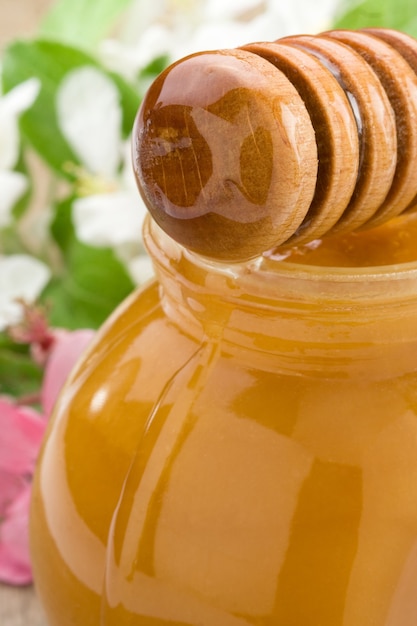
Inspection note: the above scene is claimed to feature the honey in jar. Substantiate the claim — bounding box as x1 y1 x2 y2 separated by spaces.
30 27 417 626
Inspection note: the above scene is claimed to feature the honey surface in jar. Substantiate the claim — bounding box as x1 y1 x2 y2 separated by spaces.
268 211 417 266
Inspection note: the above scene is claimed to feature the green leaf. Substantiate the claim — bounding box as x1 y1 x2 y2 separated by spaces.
334 0 417 35
109 70 142 137
136 54 170 98
49 196 75 254
44 198 134 329
0 335 43 398
40 0 135 48
2 40 91 173
41 245 134 329
11 148 32 221
139 55 170 78
1 40 140 172
0 225 26 255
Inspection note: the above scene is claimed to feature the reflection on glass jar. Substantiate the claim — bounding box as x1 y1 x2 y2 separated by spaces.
31 214 417 626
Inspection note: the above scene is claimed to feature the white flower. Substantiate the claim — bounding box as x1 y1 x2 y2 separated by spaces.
99 0 343 79
0 78 40 229
0 171 28 228
176 0 343 57
73 191 145 247
57 67 121 178
0 254 51 331
56 66 152 286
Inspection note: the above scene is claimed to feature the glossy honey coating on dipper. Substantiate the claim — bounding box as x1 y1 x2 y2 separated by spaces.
133 49 318 260
133 28 417 261
241 39 360 243
248 34 397 235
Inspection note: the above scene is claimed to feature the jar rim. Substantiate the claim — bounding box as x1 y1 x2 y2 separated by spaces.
144 216 417 304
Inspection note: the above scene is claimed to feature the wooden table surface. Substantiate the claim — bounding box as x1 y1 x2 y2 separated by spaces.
0 584 46 626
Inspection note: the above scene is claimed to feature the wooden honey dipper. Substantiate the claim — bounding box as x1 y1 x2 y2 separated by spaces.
133 28 417 261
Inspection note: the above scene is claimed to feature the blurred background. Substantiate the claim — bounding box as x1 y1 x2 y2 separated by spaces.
0 0 54 50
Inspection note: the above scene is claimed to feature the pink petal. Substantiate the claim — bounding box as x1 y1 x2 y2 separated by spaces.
0 399 46 476
0 485 32 585
41 329 95 417
0 470 25 514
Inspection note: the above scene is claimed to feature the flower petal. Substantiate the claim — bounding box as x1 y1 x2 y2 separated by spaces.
0 399 46 476
0 388 42 586
0 471 25 517
0 78 41 117
56 66 122 177
0 114 20 171
73 191 146 247
203 0 262 21
41 329 95 418
0 255 51 331
117 0 166 45
0 485 33 586
0 171 28 227
0 79 41 170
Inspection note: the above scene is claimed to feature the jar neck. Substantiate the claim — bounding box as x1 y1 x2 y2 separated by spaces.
144 217 417 377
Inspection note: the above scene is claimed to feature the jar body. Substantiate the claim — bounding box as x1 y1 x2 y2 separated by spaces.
30 224 417 626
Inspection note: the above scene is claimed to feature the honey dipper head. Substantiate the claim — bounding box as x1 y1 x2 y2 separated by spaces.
134 29 417 261
133 48 318 261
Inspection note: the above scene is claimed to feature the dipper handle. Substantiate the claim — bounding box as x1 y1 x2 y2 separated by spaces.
133 28 417 261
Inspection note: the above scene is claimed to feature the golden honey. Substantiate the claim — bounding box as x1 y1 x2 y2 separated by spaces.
29 212 417 626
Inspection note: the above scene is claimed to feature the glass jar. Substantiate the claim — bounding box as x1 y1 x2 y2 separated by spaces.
30 216 417 626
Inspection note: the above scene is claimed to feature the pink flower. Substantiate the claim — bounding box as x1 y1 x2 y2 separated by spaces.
0 327 95 585
0 399 45 585
41 329 95 417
